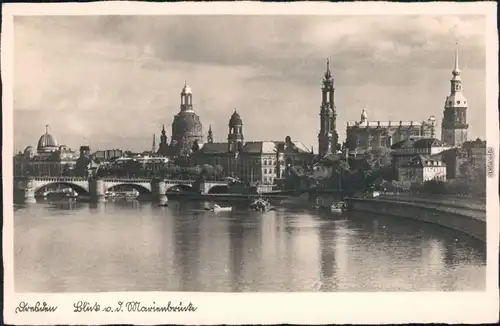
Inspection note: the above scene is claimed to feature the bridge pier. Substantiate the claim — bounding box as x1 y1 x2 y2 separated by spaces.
89 179 106 203
25 187 36 203
18 178 37 203
151 179 168 204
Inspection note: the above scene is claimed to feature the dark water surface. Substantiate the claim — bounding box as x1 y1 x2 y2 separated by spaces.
14 200 486 292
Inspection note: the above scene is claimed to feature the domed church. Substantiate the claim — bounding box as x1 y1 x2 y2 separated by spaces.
15 125 79 177
37 125 59 154
169 81 204 156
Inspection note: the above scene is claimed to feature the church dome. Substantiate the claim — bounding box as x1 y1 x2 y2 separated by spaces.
37 126 58 151
171 111 203 137
229 110 243 126
23 146 36 159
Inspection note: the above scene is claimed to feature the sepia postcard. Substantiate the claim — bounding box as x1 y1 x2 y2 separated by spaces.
2 1 499 324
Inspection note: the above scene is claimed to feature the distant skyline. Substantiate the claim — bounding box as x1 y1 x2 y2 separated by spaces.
13 15 486 153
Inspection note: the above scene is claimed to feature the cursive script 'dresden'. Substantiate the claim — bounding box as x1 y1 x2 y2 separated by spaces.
15 301 58 314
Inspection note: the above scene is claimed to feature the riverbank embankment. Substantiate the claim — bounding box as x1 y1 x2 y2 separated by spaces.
346 195 486 242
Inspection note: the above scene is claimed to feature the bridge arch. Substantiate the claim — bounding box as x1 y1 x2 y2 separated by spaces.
207 184 230 194
106 183 152 194
166 184 194 192
33 182 90 196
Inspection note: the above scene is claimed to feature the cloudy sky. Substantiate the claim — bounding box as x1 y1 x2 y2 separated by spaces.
13 15 486 152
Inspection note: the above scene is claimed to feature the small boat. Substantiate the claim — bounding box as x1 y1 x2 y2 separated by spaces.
330 201 347 213
206 204 232 212
249 197 276 212
104 191 116 199
44 188 78 200
114 190 140 201
158 203 169 207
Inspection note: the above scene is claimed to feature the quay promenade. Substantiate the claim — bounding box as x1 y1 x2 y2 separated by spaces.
346 195 487 242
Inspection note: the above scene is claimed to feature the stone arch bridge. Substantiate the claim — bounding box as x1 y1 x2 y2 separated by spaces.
14 176 230 202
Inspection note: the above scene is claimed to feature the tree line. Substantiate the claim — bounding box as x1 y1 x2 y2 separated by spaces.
283 147 486 197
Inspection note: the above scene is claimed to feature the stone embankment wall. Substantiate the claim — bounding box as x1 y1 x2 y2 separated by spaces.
346 195 487 242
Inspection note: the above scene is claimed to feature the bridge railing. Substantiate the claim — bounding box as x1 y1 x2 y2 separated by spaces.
163 179 195 184
15 176 229 185
29 177 88 182
101 178 151 183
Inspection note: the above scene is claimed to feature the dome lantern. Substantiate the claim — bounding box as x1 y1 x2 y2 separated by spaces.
181 80 192 95
229 109 243 126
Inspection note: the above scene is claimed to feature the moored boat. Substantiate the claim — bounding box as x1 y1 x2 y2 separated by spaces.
206 203 232 212
249 197 276 212
330 201 347 213
112 189 140 201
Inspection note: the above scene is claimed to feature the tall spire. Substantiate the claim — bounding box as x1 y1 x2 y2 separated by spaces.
207 124 213 144
452 41 461 76
161 124 166 135
324 58 331 79
152 134 156 153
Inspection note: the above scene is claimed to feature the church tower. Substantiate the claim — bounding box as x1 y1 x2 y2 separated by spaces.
318 58 338 157
441 43 469 147
207 124 214 144
151 134 156 153
228 109 244 153
171 80 203 156
180 80 194 112
157 125 169 156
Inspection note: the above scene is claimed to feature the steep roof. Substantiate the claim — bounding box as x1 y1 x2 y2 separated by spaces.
401 155 445 168
390 136 427 149
199 140 313 155
463 138 487 149
199 142 229 154
315 152 342 166
412 138 447 148
239 141 274 154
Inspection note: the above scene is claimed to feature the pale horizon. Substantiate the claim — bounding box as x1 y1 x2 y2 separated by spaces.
13 15 486 153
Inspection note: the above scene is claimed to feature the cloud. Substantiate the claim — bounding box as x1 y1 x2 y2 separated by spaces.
12 15 486 153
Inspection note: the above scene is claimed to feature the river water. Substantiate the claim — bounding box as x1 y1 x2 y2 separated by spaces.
14 200 486 292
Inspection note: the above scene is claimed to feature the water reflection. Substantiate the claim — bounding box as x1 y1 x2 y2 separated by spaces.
14 201 486 292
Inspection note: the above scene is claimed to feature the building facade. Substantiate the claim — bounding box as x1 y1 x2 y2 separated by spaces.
14 126 79 177
90 149 123 162
441 45 469 147
192 111 314 184
391 137 452 168
346 109 436 153
439 138 486 179
318 59 339 157
398 155 447 183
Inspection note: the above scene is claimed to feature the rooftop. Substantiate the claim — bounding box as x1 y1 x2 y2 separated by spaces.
401 155 446 168
199 140 313 155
